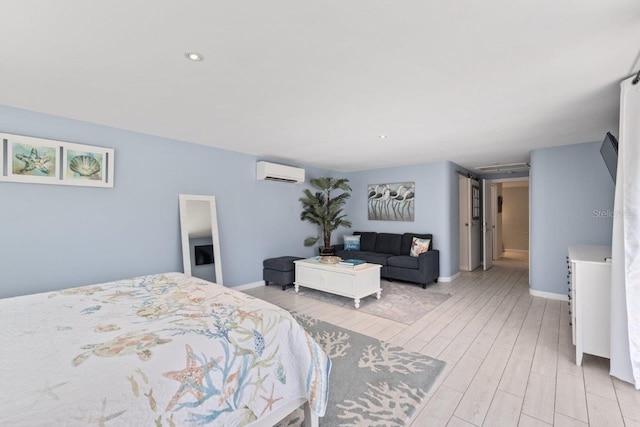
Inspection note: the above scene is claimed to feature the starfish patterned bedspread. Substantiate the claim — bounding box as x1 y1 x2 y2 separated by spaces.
0 273 331 426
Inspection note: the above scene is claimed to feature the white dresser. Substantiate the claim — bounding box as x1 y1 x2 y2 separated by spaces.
567 245 612 366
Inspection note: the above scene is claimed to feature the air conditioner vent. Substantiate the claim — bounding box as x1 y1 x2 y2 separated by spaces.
264 176 299 183
475 162 530 174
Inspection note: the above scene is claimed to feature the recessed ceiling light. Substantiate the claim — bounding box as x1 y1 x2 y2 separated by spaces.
379 135 387 139
185 52 204 62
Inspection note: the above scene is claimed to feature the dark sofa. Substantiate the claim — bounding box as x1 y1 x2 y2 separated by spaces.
335 231 440 289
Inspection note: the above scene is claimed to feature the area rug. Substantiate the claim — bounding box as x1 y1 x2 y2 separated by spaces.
276 313 446 427
285 280 451 325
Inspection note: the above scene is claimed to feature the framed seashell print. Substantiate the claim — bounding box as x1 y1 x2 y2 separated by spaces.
62 142 114 188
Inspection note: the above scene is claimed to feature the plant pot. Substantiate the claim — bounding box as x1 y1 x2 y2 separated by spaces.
319 246 335 256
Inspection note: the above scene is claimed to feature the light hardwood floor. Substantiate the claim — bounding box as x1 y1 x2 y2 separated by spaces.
244 260 640 427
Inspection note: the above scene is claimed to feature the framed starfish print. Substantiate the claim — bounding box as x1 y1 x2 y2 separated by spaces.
6 134 61 185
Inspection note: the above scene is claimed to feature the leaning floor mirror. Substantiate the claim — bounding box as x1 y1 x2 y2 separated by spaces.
179 194 223 285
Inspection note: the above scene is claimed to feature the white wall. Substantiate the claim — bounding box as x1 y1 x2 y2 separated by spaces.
502 186 529 251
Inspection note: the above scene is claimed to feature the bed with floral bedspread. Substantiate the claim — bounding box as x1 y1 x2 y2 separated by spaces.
0 273 330 426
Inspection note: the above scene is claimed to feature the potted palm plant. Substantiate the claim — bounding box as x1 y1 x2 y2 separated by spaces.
300 177 352 256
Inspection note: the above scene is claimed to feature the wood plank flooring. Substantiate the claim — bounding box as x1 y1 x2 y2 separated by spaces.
244 257 639 426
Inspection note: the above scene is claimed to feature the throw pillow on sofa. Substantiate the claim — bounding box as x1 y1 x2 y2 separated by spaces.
343 235 361 251
410 237 431 257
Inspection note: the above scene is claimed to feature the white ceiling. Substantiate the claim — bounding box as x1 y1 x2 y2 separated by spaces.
1 1 639 172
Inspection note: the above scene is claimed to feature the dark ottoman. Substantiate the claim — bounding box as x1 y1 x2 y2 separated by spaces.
263 256 304 290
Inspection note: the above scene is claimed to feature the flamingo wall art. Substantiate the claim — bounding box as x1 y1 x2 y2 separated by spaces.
367 182 415 221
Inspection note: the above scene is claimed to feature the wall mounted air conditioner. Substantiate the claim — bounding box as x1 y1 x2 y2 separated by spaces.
256 161 305 183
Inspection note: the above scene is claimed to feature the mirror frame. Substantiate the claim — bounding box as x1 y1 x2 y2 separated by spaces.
179 194 223 285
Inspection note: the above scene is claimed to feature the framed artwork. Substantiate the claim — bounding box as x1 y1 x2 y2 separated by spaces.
498 195 503 213
472 185 480 219
6 134 61 185
0 132 115 188
368 182 415 221
62 143 114 188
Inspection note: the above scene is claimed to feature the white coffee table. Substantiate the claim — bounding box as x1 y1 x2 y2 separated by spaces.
293 258 382 308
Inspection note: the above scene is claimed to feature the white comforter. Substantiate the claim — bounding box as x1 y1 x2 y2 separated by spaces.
0 273 330 426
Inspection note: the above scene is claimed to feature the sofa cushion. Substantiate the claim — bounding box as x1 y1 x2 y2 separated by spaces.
343 235 361 251
410 237 431 257
354 232 377 252
374 233 402 255
401 233 433 255
387 255 419 269
334 250 390 266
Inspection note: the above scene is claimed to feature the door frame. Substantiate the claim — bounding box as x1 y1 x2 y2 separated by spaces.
459 175 471 271
460 175 482 271
482 177 531 281
482 179 493 270
491 183 500 260
470 180 482 270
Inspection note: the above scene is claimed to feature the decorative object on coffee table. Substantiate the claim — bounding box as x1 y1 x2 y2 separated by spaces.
300 177 352 256
318 256 341 264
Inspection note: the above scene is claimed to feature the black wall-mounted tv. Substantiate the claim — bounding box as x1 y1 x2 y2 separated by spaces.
600 132 618 183
194 244 214 266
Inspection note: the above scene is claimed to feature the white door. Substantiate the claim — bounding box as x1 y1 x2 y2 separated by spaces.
470 180 482 270
482 180 493 270
459 176 470 271
492 183 503 260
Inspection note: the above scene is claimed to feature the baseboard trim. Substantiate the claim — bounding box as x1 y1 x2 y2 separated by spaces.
504 249 529 254
438 272 461 283
529 288 568 301
231 280 265 291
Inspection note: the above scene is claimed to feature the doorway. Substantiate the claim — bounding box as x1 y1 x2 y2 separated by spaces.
483 178 530 270
499 181 530 266
459 175 481 271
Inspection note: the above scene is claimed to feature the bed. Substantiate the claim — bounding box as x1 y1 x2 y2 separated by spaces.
0 273 330 426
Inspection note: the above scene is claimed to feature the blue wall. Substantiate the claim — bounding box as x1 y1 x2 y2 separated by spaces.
530 141 615 295
3 106 615 299
343 161 462 278
0 105 336 298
